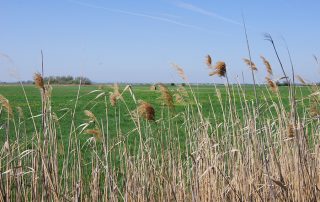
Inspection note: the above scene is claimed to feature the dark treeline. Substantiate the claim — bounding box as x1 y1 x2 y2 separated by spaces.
1 76 92 85
43 76 92 85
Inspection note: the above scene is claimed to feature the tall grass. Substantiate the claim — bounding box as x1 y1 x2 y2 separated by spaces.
0 55 319 200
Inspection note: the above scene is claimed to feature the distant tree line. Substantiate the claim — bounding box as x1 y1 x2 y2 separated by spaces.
43 76 92 85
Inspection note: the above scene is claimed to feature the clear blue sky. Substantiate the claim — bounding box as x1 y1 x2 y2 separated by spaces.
1 0 319 83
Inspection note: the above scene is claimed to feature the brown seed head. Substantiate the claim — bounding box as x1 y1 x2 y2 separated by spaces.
84 110 96 121
209 61 226 77
109 93 118 106
34 73 44 89
260 56 272 75
206 55 212 68
266 77 278 93
172 63 187 81
158 83 174 109
85 129 102 141
287 123 295 138
0 95 12 115
243 58 258 71
137 100 155 121
109 83 121 107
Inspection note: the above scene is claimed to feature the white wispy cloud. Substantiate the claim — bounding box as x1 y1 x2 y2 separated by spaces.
68 0 203 30
175 1 241 26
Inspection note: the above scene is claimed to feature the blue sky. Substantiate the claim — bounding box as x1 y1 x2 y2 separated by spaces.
1 0 319 83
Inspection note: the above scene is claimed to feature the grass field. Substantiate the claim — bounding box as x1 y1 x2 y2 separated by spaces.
0 83 310 143
0 80 319 201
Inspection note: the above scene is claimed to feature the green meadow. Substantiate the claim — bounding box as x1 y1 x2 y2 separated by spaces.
0 82 318 201
0 84 310 142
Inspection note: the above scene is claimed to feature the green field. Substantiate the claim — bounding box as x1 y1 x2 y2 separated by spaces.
0 83 318 200
0 84 312 148
0 84 310 139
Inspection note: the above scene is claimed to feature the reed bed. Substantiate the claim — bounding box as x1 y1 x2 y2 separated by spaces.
0 53 319 201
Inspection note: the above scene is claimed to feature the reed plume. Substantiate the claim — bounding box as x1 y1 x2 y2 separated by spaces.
158 83 174 110
84 110 97 122
33 72 44 90
85 129 102 141
137 100 155 121
209 61 226 77
109 83 121 106
243 58 257 71
206 55 212 68
266 77 278 93
0 95 12 115
287 123 295 138
172 63 187 81
261 56 273 75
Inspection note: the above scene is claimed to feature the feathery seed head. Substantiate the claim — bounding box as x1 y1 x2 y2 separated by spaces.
260 56 272 75
158 83 174 109
137 100 155 121
109 83 121 107
84 110 96 121
172 63 188 81
0 95 12 115
266 77 278 93
209 61 226 77
243 58 258 71
85 129 102 141
206 55 212 68
34 73 44 89
287 123 295 138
